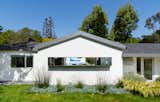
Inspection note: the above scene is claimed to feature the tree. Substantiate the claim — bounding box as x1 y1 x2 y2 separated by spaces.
0 26 3 33
110 3 139 43
79 5 109 38
140 30 160 43
0 27 42 45
145 12 160 31
43 17 56 38
142 12 160 43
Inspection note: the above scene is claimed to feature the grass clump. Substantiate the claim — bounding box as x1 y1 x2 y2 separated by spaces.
34 69 50 88
95 78 108 93
56 80 65 92
74 81 84 89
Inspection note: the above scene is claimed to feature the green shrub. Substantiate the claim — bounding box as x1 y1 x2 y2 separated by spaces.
74 81 84 89
122 80 160 97
56 80 65 92
95 84 107 93
123 73 146 82
155 77 160 82
116 80 124 88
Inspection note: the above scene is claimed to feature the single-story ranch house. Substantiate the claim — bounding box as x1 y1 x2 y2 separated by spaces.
0 31 160 85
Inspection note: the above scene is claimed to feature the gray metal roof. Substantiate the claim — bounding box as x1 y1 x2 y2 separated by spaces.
123 43 160 57
33 31 126 51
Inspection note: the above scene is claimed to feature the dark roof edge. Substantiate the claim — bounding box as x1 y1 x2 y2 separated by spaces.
33 31 126 51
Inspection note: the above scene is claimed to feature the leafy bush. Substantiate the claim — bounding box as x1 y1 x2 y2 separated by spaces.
95 78 108 93
122 80 160 97
116 80 124 88
123 73 146 82
155 77 160 82
74 81 84 89
34 69 50 88
56 80 65 92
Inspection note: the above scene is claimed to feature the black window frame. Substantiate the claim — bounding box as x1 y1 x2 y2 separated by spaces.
48 57 112 68
11 55 33 68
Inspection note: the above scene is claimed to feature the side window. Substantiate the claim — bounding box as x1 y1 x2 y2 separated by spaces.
11 56 25 67
27 56 33 67
11 55 33 68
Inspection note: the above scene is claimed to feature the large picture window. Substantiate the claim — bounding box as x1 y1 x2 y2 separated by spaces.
11 55 33 68
48 57 112 68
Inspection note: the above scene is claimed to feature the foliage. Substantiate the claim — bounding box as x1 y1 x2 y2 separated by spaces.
122 80 160 97
43 17 56 38
126 37 141 43
95 78 108 93
123 73 146 82
0 25 3 33
79 5 109 38
34 69 50 88
155 77 160 82
0 27 42 45
110 3 139 43
56 80 65 92
42 37 54 42
74 81 84 89
145 12 160 31
140 30 160 43
1 85 160 102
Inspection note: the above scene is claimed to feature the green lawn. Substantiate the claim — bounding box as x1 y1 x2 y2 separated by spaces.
0 85 160 102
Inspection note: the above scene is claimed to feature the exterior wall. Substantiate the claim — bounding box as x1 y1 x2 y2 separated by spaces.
153 57 160 80
0 51 33 81
33 37 123 85
123 57 137 74
123 57 160 80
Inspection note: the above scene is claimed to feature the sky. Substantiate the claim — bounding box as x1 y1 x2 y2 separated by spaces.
0 0 160 38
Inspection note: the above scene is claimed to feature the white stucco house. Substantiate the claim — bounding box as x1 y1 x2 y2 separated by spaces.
0 31 160 85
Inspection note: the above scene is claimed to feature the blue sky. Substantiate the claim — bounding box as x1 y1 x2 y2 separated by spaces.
0 0 159 37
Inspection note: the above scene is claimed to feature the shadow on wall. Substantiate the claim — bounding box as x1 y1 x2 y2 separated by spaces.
48 66 110 71
0 53 32 82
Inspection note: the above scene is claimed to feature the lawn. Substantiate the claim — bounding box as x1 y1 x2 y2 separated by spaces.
0 85 160 102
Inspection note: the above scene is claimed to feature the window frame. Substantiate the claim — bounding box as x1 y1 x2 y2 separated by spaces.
48 57 112 68
11 55 33 68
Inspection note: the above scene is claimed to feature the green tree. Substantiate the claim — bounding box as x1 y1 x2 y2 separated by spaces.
0 27 42 45
79 5 109 38
0 30 16 45
0 26 3 33
110 3 139 43
145 12 160 31
16 27 42 42
140 30 160 43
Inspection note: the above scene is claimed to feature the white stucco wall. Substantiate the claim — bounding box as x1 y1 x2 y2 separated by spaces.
152 57 160 80
123 57 137 74
33 37 123 85
0 51 33 81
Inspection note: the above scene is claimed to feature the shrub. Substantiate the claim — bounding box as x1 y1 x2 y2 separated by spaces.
34 69 50 88
122 80 160 97
56 80 65 92
123 73 146 82
95 78 108 93
74 81 84 89
155 77 160 82
115 80 124 88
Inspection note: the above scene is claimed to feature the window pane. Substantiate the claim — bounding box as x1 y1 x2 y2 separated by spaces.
11 56 25 67
48 57 55 68
48 57 112 67
27 56 33 67
137 58 141 74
